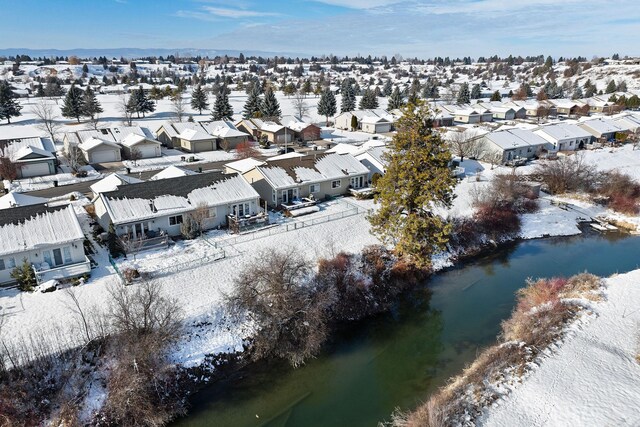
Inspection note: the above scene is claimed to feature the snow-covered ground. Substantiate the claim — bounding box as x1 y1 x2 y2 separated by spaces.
3 165 102 192
481 269 640 426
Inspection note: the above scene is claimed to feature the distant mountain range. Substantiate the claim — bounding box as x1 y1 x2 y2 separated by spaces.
0 47 310 59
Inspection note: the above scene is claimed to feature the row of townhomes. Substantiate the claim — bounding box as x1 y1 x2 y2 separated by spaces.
63 126 161 164
155 120 249 152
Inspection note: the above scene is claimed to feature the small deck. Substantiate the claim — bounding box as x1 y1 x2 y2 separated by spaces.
228 212 269 234
32 256 92 284
119 232 171 254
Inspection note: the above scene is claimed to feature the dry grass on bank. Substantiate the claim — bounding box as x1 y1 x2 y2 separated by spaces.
390 273 602 427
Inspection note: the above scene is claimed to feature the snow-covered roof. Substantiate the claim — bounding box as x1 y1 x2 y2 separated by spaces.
78 137 121 152
200 121 248 138
534 123 592 142
76 129 117 143
355 146 389 172
578 118 627 136
110 126 155 142
90 173 144 195
0 191 48 210
11 146 55 162
0 205 84 257
3 137 54 162
256 153 369 189
150 166 197 181
101 172 259 225
224 158 266 174
485 128 548 150
178 127 212 141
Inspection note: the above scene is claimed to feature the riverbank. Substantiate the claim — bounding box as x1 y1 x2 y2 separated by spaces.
479 269 640 426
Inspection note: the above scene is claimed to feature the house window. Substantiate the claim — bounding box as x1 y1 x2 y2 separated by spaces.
232 203 250 217
5 258 16 269
169 215 183 226
309 183 320 193
331 180 341 189
63 247 72 263
272 190 276 203
0 259 4 271
206 209 216 218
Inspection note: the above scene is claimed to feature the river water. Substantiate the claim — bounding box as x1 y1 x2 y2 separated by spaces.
174 229 640 427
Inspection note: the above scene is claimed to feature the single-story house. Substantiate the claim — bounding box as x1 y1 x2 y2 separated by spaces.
154 123 181 148
551 99 586 117
241 153 370 208
89 173 144 199
508 101 557 119
476 102 517 120
334 109 395 133
199 120 250 150
355 146 388 178
3 137 57 179
280 116 322 141
174 126 217 153
439 105 483 124
94 172 262 238
120 133 162 159
236 119 294 144
78 137 122 164
0 204 90 285
578 118 629 142
481 128 548 164
613 113 640 134
534 123 594 151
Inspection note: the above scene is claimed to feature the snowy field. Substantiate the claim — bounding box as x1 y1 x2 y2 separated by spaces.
481 269 640 426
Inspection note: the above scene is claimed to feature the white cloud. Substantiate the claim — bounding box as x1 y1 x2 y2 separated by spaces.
201 6 281 18
310 0 405 9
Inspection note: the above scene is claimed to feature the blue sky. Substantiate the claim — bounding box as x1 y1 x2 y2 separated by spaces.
1 0 639 57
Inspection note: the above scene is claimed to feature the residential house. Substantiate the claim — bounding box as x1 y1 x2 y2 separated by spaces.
476 102 517 120
482 128 548 164
439 105 483 124
550 99 587 117
199 120 250 150
578 118 629 142
241 153 370 208
534 123 594 151
172 123 217 152
280 116 322 141
1 137 57 178
78 137 122 164
355 146 388 179
613 113 640 134
235 119 294 144
94 172 262 239
110 126 161 159
0 191 47 210
224 158 266 175
334 109 395 133
0 204 91 285
508 101 557 119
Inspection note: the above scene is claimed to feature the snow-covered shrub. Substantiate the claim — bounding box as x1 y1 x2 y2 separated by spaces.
10 258 37 292
593 171 640 215
535 154 596 194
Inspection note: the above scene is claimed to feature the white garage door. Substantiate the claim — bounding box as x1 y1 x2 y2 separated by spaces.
91 149 118 163
137 144 160 158
20 162 52 178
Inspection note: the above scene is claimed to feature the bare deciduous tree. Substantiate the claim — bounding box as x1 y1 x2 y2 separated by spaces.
292 92 310 120
128 147 142 166
0 157 18 181
31 98 62 144
446 129 480 162
170 93 185 123
228 249 331 367
118 95 134 126
65 144 85 173
235 140 260 159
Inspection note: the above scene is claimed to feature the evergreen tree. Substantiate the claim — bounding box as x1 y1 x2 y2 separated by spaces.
61 84 85 122
368 101 456 269
10 258 37 292
605 80 617 94
572 86 584 100
456 82 470 104
584 85 596 98
82 86 103 119
340 83 356 112
317 88 337 126
545 56 553 68
212 86 234 120
388 86 405 110
127 85 155 118
470 84 482 100
259 87 281 120
383 79 393 96
191 85 209 114
617 80 628 92
243 84 262 119
36 84 45 98
0 81 22 124
359 88 379 109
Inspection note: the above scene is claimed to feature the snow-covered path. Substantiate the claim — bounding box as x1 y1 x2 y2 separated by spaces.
481 269 640 427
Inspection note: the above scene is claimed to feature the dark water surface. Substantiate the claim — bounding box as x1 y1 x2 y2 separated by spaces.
174 230 640 427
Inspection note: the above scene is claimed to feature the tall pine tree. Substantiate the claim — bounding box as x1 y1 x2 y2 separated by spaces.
127 86 155 118
191 85 209 114
0 81 22 124
340 83 356 113
259 87 281 120
243 84 262 119
82 86 103 119
368 101 456 268
61 84 85 123
388 86 405 110
457 82 470 104
212 86 234 120
470 84 482 100
317 88 337 126
359 88 379 109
